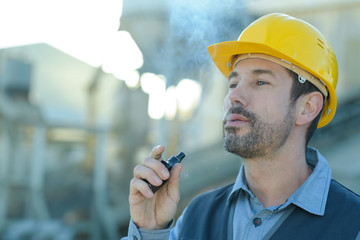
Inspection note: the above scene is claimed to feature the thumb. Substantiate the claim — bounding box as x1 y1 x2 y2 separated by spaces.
166 163 183 202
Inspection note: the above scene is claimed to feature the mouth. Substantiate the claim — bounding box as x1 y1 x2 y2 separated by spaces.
224 114 250 127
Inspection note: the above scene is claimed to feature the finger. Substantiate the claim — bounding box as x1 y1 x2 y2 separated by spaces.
143 156 170 180
150 145 165 160
129 178 154 199
133 165 163 186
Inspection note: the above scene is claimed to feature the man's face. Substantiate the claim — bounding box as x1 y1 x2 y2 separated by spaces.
223 58 295 159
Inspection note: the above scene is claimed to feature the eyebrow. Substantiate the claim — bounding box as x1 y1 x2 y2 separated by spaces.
228 71 238 81
228 69 276 81
252 69 276 78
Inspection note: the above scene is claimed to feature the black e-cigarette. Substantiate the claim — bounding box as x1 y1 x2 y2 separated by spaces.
144 152 185 193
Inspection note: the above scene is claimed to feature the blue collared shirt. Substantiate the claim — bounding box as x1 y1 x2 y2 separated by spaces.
124 147 332 240
230 147 331 239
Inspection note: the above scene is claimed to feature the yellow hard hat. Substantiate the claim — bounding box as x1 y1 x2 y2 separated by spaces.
208 13 338 128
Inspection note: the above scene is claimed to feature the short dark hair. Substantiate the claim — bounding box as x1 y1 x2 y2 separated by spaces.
287 70 324 145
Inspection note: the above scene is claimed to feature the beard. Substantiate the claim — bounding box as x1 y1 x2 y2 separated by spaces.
223 104 294 159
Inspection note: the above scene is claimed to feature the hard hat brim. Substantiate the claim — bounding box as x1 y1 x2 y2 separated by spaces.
208 41 312 79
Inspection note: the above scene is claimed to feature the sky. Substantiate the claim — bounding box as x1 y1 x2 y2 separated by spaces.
0 0 143 71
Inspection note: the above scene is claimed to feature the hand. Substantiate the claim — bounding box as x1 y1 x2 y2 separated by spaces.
129 145 183 230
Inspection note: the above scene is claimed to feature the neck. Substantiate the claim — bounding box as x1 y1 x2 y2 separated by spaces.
243 142 312 208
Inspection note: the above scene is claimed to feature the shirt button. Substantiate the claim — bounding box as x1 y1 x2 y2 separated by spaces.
253 217 262 227
132 236 138 240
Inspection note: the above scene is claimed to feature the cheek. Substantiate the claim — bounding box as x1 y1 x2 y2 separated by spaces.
262 90 290 110
260 101 292 123
253 96 286 121
223 95 231 114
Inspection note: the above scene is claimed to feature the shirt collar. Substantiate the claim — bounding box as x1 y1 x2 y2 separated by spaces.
227 147 331 216
287 147 331 215
227 164 252 204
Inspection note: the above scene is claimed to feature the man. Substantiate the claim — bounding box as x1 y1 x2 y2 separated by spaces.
123 13 360 240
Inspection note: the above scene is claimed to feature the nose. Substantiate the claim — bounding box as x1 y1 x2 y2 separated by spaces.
227 83 249 108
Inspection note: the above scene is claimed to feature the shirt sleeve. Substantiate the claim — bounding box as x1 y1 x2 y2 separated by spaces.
121 219 174 240
169 211 184 239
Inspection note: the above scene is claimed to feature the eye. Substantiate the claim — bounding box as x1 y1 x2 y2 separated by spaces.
228 81 238 89
256 80 269 86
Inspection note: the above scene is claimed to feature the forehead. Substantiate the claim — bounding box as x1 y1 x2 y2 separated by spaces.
231 58 290 76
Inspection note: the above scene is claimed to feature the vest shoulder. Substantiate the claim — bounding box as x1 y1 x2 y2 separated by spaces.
269 179 360 240
330 179 360 206
178 183 234 239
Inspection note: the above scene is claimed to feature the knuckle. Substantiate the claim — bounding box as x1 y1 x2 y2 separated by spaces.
143 157 153 165
130 178 137 186
133 165 141 175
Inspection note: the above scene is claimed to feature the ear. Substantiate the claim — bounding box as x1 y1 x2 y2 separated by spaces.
295 92 323 126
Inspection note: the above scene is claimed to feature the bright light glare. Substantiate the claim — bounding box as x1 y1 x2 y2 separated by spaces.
140 73 167 119
101 31 144 75
148 93 166 120
165 86 177 120
0 0 144 74
114 70 140 89
142 76 202 120
140 73 166 94
176 79 202 115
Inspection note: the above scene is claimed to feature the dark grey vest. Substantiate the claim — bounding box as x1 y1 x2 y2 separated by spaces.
177 180 360 240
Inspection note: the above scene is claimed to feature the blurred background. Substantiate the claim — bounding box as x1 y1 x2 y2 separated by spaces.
0 0 359 239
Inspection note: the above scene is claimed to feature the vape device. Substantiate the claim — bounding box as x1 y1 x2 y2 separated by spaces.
144 152 185 193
